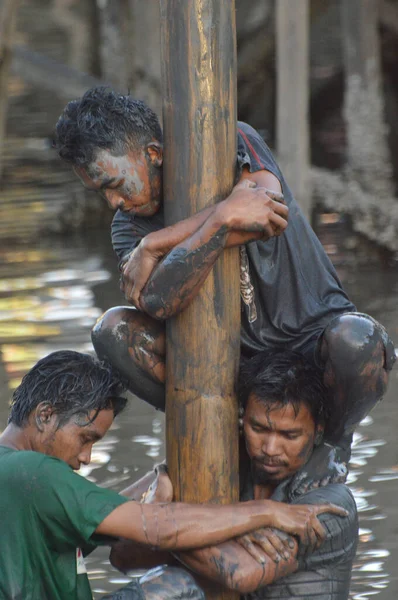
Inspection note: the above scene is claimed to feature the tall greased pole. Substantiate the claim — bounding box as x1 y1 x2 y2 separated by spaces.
160 1 240 598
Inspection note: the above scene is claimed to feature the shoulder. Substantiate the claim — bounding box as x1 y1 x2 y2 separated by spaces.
4 449 89 488
294 484 357 533
294 485 358 569
295 483 357 515
111 209 165 234
2 449 75 491
111 209 135 236
237 121 267 155
20 451 79 482
0 448 63 472
236 121 282 180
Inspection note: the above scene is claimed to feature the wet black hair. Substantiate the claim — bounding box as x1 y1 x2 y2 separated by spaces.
54 86 163 167
8 350 127 428
239 350 329 427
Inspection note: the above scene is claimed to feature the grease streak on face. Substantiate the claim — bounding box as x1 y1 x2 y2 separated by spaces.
243 395 318 488
74 147 162 217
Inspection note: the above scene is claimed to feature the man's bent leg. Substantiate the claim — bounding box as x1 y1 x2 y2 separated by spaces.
92 307 166 411
288 312 395 499
319 312 395 445
101 566 205 600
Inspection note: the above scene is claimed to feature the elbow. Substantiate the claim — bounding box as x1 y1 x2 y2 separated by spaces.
140 294 181 321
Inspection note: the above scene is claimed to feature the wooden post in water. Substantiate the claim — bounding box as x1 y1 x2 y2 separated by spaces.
160 1 240 598
341 0 394 199
0 0 19 180
276 0 311 220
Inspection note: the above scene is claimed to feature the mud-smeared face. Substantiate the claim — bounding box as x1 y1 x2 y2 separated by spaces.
74 146 162 217
243 394 319 486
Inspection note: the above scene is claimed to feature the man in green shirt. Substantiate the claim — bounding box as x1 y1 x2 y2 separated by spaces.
0 350 346 600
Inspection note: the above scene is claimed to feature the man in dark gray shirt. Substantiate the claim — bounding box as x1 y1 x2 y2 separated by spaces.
54 87 395 491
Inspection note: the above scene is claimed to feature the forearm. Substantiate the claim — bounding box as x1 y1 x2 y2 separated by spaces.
97 499 283 551
176 540 298 593
140 212 229 319
145 206 215 255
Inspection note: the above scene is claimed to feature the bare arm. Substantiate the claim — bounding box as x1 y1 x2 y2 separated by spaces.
96 499 278 551
110 533 298 592
177 536 298 594
96 497 347 552
126 170 286 317
120 177 274 297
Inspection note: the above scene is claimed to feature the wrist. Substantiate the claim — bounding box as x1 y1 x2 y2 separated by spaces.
244 499 274 529
142 232 169 257
213 201 233 231
141 232 158 253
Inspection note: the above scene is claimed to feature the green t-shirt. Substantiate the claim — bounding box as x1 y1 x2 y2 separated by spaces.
0 445 129 600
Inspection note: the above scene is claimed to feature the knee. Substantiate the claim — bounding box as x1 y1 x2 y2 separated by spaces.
321 312 396 372
91 306 142 359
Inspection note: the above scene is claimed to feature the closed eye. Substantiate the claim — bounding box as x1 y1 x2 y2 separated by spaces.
251 425 267 434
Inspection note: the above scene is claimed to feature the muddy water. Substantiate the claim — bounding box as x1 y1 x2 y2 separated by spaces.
0 221 397 599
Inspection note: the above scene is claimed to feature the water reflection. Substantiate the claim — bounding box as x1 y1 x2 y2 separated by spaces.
0 235 166 598
0 247 111 391
349 423 390 599
315 215 398 600
0 217 398 598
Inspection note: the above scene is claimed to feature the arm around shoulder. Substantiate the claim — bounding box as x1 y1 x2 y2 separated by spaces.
294 484 358 570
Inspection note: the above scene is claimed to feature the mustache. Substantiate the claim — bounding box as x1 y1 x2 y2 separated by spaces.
253 456 288 467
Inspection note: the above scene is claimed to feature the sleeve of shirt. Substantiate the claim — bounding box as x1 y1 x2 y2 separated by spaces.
236 122 283 183
30 455 129 551
292 484 358 571
111 210 143 266
111 209 165 268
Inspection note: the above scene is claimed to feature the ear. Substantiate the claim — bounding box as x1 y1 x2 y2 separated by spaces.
314 425 324 447
34 402 56 432
147 142 163 167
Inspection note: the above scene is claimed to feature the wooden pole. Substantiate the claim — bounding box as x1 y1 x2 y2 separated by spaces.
341 0 394 199
0 0 19 180
276 0 311 220
160 1 240 598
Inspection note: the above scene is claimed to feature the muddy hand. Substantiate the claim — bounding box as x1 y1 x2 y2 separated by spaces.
236 527 294 564
122 239 164 308
270 501 348 554
217 179 288 239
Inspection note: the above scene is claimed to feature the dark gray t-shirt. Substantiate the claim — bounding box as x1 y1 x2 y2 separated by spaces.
111 122 355 357
241 477 358 600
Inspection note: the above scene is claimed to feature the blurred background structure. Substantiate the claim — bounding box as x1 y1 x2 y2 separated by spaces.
0 0 398 598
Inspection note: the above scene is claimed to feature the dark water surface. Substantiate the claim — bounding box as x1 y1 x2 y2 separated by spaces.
0 221 397 599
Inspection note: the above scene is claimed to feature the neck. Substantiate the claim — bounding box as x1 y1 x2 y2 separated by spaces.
252 482 278 500
0 423 33 451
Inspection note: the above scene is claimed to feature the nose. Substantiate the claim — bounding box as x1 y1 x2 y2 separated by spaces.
261 434 281 457
78 449 92 466
104 189 124 211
